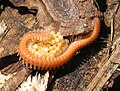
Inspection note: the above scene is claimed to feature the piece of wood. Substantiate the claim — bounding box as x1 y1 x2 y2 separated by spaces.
85 38 120 91
0 2 36 58
0 66 32 91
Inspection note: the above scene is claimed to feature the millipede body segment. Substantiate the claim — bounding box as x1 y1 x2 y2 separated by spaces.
18 17 100 70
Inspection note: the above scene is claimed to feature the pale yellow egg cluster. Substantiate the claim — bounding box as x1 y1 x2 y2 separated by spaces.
28 31 69 58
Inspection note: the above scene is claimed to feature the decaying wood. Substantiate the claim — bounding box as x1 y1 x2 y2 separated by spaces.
16 71 50 91
0 60 57 91
85 4 120 90
1 60 23 75
86 3 120 91
15 0 98 36
0 0 120 91
85 37 120 91
0 66 32 91
0 0 37 58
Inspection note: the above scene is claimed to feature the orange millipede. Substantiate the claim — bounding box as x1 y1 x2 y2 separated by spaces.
18 17 100 70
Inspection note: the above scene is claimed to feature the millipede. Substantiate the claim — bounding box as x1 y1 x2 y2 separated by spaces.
18 17 100 70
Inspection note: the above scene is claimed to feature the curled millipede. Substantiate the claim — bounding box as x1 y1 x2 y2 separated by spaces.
18 17 100 70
